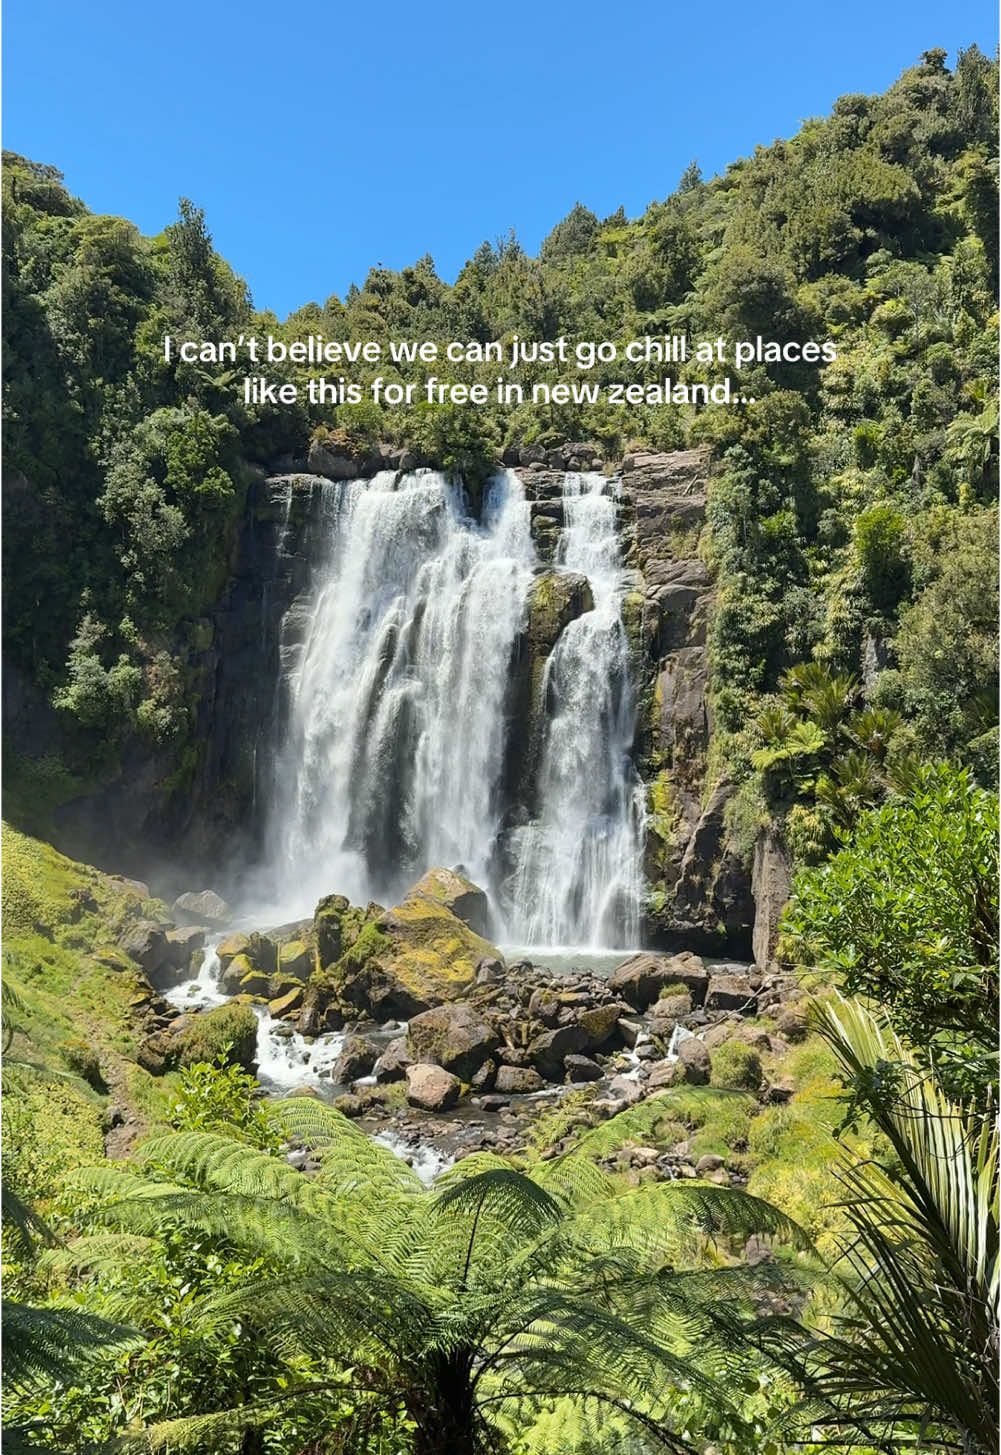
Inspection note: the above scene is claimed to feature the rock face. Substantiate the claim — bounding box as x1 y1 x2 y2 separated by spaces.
752 828 792 970
406 1002 499 1082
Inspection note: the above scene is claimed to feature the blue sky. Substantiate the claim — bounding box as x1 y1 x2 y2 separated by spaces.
3 1 996 318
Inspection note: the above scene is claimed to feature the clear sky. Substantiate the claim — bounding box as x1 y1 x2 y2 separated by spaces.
3 0 996 319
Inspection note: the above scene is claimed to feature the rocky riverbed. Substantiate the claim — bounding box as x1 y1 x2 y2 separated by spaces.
117 865 807 1184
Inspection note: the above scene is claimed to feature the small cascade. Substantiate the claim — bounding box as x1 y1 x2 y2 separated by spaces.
252 1007 346 1092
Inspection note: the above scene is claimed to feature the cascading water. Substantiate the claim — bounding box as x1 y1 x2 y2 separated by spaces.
271 469 536 916
504 473 646 947
267 466 645 948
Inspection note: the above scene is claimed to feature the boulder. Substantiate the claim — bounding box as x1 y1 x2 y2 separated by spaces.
172 890 231 927
608 951 707 1009
333 1036 378 1085
646 1059 685 1090
575 1003 622 1050
495 1064 544 1094
268 986 304 1019
606 1075 644 1106
119 921 170 976
407 1002 499 1082
529 1024 588 1081
677 1037 711 1085
705 973 757 1014
312 888 505 1022
409 868 490 938
525 571 594 650
313 895 369 969
277 937 314 981
564 1054 604 1083
308 439 359 479
373 1036 413 1084
406 1063 461 1112
164 925 206 967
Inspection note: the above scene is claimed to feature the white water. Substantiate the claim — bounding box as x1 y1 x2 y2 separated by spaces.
270 468 536 917
252 1006 346 1091
505 473 646 946
265 466 645 949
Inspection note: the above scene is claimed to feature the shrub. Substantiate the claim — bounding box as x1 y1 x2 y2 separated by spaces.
710 1041 764 1091
176 1003 257 1072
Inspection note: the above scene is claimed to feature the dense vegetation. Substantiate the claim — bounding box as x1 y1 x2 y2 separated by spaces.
3 46 997 808
2 44 998 1455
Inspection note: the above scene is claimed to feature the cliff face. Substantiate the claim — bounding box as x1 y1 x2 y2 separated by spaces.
9 451 762 954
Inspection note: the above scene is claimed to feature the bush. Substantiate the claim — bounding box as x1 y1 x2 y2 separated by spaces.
710 1041 764 1091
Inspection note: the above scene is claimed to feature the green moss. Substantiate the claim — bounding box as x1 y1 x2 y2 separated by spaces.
710 1041 764 1091
176 1003 258 1071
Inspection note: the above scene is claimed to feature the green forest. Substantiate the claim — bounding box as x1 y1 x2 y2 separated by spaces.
2 44 999 1455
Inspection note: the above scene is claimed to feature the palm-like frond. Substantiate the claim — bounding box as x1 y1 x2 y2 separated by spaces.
2 1300 138 1390
766 996 999 1452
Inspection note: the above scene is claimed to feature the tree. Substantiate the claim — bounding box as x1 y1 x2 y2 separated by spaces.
73 1105 806 1454
782 763 998 1102
763 996 998 1454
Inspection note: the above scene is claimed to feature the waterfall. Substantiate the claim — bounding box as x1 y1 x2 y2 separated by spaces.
267 466 645 948
504 473 646 947
271 469 536 916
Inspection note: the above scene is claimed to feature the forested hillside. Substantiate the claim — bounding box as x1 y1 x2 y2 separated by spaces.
2 46 998 1455
3 45 997 829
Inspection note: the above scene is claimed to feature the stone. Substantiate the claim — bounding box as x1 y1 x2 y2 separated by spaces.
334 1094 364 1117
268 986 304 1019
217 932 252 966
407 1002 499 1082
528 988 561 1027
617 1018 645 1049
564 1054 604 1083
238 969 271 998
373 1036 412 1083
495 1064 544 1094
469 1059 496 1091
476 957 503 983
608 951 707 1009
277 938 314 981
774 1007 809 1042
315 889 505 1022
606 1075 643 1106
705 974 757 1014
752 828 792 971
529 1024 588 1080
164 925 206 965
406 1063 461 1112
646 1059 685 1089
695 1153 724 1173
409 868 491 938
576 1003 622 1049
119 921 170 976
333 1036 378 1085
308 439 359 479
525 571 594 652
677 1037 711 1085
480 1095 510 1112
172 890 231 926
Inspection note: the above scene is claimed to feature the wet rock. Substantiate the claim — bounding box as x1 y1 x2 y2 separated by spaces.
406 1063 461 1112
333 1035 377 1085
752 828 792 971
495 1064 544 1094
373 1036 412 1083
409 868 491 938
407 1002 499 1082
525 571 594 649
480 1094 511 1112
564 1054 604 1083
173 890 231 926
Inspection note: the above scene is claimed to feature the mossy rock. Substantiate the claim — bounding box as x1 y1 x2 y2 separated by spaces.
220 952 257 994
311 886 506 1022
176 1003 258 1072
238 969 271 998
278 938 315 980
269 985 304 1019
525 571 593 651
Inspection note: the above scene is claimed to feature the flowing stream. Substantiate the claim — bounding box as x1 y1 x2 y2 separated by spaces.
265 467 645 949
